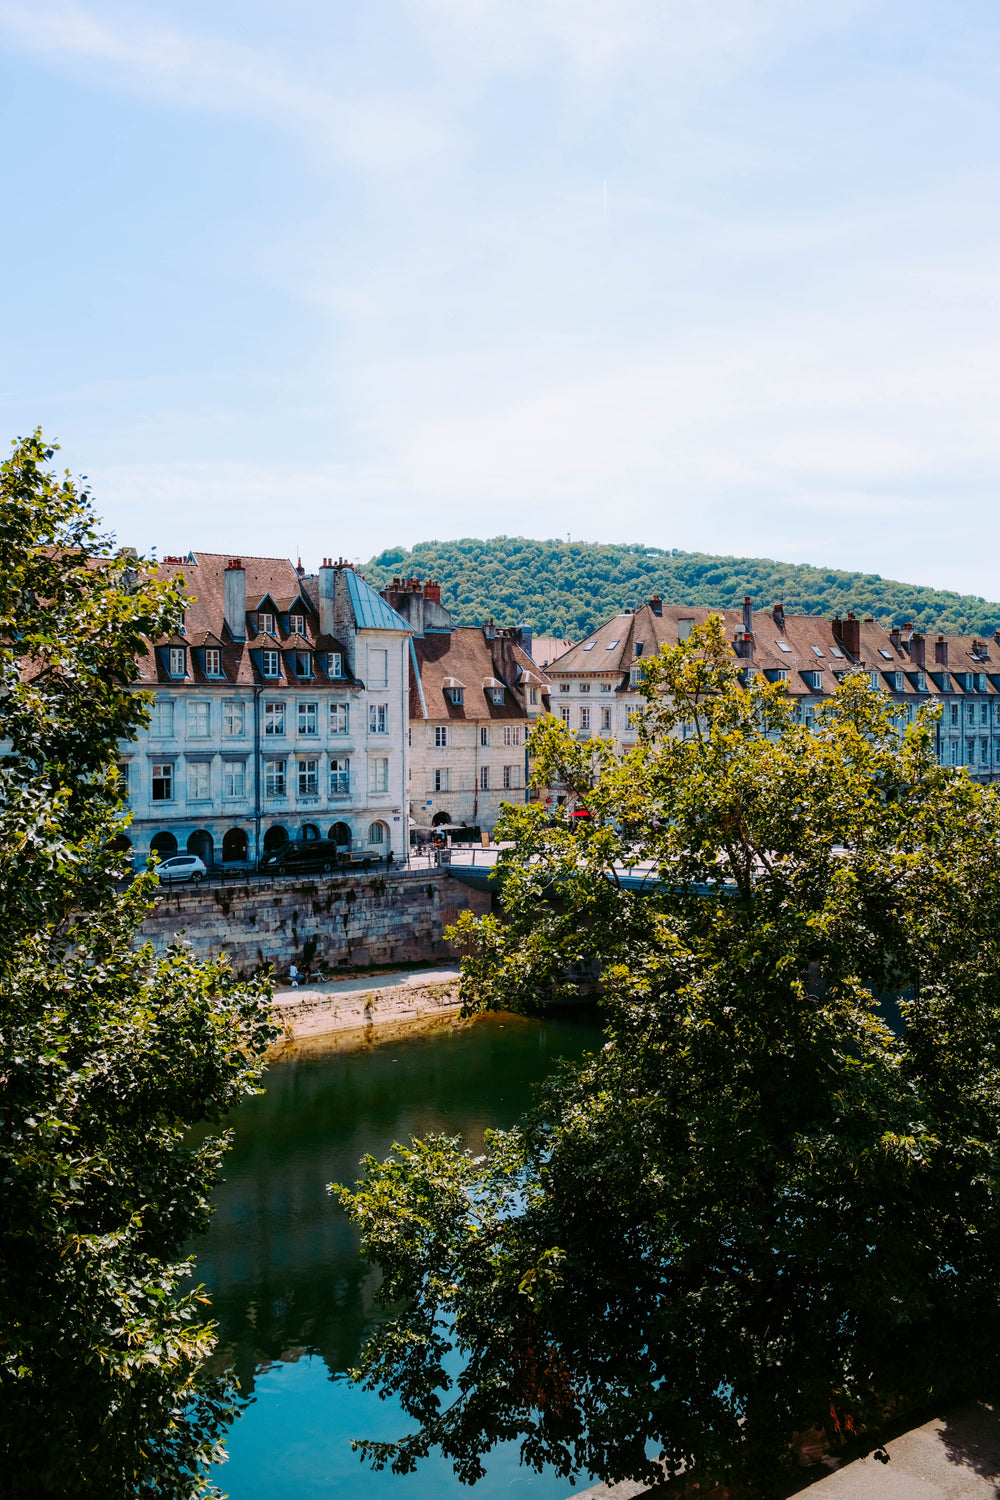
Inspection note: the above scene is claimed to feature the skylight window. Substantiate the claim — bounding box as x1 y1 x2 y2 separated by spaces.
830 647 844 658
582 643 596 651
777 641 792 653
811 646 825 657
878 648 893 660
606 640 620 650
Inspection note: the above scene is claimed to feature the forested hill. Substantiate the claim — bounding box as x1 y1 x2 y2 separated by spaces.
363 538 1000 642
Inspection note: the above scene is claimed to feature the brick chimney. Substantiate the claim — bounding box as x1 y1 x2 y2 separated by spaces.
424 580 441 603
889 626 902 651
934 635 948 666
742 596 753 633
910 632 926 668
772 602 785 629
318 557 336 637
649 595 663 616
836 611 860 658
224 558 246 641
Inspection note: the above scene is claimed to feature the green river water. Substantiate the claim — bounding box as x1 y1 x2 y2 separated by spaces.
194 1009 605 1498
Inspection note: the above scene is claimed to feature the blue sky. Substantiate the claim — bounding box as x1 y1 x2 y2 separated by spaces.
2 1 1000 596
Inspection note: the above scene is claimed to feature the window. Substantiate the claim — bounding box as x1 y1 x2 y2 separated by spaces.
224 701 245 737
480 727 489 747
168 647 186 677
868 671 879 690
560 683 570 693
582 642 596 652
579 682 590 693
188 700 210 738
298 701 318 736
892 673 904 691
878 648 893 660
677 621 694 641
983 704 990 725
290 613 305 635
330 757 350 795
264 701 286 736
369 648 388 688
601 707 612 730
150 700 174 737
298 759 319 796
447 687 464 705
371 757 389 792
982 738 989 763
330 702 349 735
294 651 312 678
434 767 449 792
369 703 388 735
916 672 927 692
629 666 640 687
811 646 825 658
117 762 130 800
369 821 385 845
327 652 342 678
951 703 959 725
830 646 844 659
265 760 286 796
435 726 448 748
968 703 976 723
968 740 976 765
223 761 245 798
503 764 519 789
480 766 489 790
151 762 173 801
205 648 222 676
560 706 570 726
503 726 521 746
626 703 641 728
490 687 504 704
262 650 280 677
600 683 612 692
948 741 959 765
606 639 621 650
978 674 988 692
777 641 792 653
529 688 538 705
188 761 211 800
580 706 591 731
258 612 276 635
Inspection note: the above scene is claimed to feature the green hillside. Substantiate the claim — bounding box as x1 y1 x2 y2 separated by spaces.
363 538 1000 642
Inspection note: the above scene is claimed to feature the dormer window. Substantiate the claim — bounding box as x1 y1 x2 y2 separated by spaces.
258 612 276 636
205 648 221 676
169 647 186 677
978 673 988 692
327 652 342 677
262 650 280 678
490 687 504 705
447 687 464 705
917 671 927 691
294 651 312 678
869 671 880 690
805 670 822 691
891 672 904 691
290 613 305 636
630 665 641 687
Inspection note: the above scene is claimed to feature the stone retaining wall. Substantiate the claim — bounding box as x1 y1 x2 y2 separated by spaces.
136 871 490 977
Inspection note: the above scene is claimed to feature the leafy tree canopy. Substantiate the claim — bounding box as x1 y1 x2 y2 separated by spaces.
363 537 1000 639
338 622 1000 1497
0 433 277 1498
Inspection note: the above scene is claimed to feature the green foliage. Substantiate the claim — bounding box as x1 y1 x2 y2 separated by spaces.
0 433 278 1498
361 536 1000 638
337 621 1000 1497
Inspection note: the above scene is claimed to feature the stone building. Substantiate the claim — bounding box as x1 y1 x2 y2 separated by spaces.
379 578 552 832
546 596 1000 782
122 554 411 868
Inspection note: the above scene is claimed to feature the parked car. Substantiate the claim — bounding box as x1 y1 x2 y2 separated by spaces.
155 853 207 884
258 839 342 876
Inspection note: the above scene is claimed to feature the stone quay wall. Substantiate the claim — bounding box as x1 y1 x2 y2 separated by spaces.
135 870 491 977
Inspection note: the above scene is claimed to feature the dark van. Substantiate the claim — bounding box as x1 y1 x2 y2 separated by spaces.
258 839 341 875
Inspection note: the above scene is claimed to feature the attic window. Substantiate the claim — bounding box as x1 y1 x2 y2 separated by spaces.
258 612 276 636
490 687 504 705
447 687 464 705
294 651 312 678
878 648 893 660
606 640 620 650
290 613 305 635
205 648 222 676
811 646 824 657
634 642 644 657
777 641 792 653
678 620 694 641
168 647 186 677
327 652 342 677
582 642 596 651
830 647 844 658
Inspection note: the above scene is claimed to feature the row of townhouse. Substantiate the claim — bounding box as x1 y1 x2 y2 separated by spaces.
121 554 412 869
379 577 552 832
545 594 1000 780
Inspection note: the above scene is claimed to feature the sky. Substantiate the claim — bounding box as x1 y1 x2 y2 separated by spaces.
2 0 1000 596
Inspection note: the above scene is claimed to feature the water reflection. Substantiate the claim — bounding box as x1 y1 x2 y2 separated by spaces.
194 1011 603 1406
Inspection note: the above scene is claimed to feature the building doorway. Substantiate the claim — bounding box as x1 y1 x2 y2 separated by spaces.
187 830 214 868
431 811 451 826
150 831 177 858
329 822 351 849
222 828 248 863
263 825 288 853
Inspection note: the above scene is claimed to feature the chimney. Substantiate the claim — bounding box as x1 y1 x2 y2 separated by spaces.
837 611 861 658
772 602 785 629
889 626 902 651
318 557 336 637
484 617 496 641
296 556 305 579
649 595 663 616
424 580 441 603
224 559 246 641
742 596 753 633
518 621 533 658
934 635 948 666
910 632 926 668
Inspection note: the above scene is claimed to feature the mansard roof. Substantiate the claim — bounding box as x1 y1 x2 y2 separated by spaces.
412 627 551 720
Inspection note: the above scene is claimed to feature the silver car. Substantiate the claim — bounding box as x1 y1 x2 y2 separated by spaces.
154 854 208 884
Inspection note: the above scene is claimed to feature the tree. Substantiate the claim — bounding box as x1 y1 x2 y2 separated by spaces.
0 433 277 1498
338 618 1000 1497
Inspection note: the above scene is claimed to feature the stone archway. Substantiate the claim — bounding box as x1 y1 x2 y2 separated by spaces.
329 822 351 848
150 831 177 858
431 811 451 826
187 829 214 868
301 823 320 842
263 825 288 853
108 833 132 854
222 828 248 863
368 820 388 847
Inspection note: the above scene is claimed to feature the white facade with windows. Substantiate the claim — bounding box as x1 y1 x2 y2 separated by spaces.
120 554 411 868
